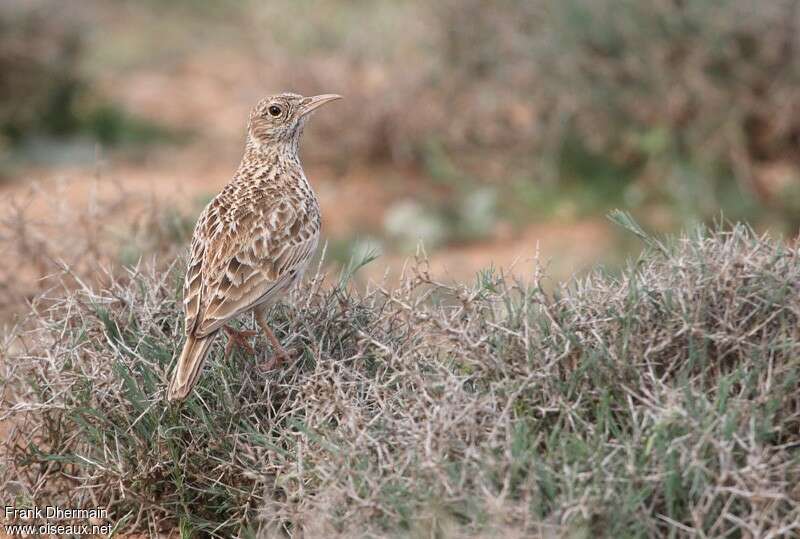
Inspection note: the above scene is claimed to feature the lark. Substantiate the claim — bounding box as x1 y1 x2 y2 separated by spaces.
167 92 341 402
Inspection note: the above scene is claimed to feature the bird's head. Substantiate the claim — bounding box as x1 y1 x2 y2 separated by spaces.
247 92 341 151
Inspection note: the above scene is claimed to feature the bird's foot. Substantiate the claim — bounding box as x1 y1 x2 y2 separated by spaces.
223 325 258 358
257 347 292 372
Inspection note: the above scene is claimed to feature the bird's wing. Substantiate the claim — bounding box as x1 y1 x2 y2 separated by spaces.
183 195 319 338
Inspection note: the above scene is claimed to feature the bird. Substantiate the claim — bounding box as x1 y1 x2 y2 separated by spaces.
167 92 342 402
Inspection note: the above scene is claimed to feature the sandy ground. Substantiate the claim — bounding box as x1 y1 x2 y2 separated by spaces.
0 154 612 293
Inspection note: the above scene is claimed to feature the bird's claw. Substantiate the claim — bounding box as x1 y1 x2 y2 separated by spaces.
257 349 292 372
223 326 258 358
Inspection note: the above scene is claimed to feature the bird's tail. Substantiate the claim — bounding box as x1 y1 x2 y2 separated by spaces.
167 332 217 402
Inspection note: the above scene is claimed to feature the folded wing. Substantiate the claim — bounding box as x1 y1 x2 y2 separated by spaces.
183 195 319 339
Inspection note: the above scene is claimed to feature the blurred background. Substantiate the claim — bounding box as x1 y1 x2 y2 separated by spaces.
2 0 799 321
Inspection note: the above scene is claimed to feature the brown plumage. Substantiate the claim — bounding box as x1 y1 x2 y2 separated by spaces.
167 92 341 402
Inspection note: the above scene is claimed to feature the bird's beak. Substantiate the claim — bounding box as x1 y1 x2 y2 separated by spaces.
299 94 342 116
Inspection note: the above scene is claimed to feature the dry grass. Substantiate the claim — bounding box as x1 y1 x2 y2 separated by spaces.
2 215 799 537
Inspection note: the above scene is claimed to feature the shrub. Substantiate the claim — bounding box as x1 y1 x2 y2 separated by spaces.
288 0 800 227
2 217 799 537
0 1 85 145
0 0 175 163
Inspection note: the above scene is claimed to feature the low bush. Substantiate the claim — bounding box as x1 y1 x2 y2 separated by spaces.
2 217 799 536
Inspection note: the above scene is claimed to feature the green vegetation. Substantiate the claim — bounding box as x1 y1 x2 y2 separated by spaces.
3 217 798 537
426 0 800 232
0 2 176 171
173 0 799 237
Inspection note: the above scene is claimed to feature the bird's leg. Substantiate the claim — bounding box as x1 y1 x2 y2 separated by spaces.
254 306 290 370
222 325 258 358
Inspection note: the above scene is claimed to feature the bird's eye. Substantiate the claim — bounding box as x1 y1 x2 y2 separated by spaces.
268 105 282 117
